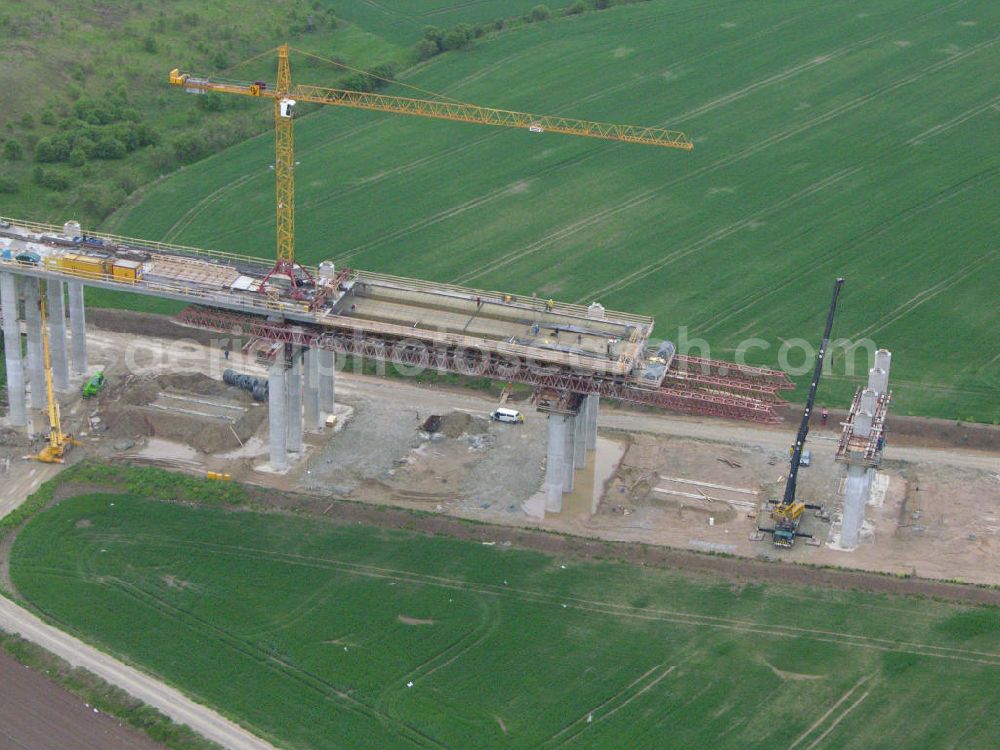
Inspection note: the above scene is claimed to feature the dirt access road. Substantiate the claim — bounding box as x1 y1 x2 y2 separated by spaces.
0 597 279 750
0 649 167 750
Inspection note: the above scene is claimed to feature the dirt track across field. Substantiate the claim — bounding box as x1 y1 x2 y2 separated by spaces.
0 650 166 750
0 597 279 750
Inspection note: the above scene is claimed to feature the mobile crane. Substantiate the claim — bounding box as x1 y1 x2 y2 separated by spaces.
169 45 692 301
35 283 80 463
758 278 844 547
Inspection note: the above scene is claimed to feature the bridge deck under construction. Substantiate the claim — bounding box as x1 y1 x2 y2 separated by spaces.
0 216 793 421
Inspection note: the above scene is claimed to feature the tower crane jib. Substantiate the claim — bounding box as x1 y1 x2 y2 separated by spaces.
169 45 692 301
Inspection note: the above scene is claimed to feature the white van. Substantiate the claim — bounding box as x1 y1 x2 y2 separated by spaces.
491 407 524 424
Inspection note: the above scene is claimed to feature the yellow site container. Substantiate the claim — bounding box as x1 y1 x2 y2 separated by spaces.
59 253 109 280
112 260 143 283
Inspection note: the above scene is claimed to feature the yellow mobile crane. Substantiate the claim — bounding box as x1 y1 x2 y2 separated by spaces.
170 45 693 299
35 284 80 463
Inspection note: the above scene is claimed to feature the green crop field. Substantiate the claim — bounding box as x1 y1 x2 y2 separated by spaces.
11 491 1000 749
102 0 1000 422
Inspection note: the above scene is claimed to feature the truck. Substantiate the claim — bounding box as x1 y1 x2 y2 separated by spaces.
82 371 106 398
111 259 143 283
57 253 111 279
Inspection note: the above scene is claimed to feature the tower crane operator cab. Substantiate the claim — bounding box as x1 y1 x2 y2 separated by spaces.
279 99 296 118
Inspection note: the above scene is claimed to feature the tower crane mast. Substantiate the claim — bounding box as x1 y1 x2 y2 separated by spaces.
169 45 693 300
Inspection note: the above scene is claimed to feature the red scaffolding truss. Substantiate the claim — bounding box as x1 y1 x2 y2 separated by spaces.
177 306 788 422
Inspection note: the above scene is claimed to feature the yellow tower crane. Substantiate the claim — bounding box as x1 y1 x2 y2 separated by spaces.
35 284 80 463
169 45 692 299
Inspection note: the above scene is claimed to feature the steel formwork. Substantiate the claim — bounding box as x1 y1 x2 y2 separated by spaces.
836 387 892 467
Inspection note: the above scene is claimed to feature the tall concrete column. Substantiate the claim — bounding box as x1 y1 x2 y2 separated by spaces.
46 281 70 392
544 414 568 512
286 349 304 452
874 349 891 383
840 388 875 548
0 272 26 427
573 407 586 469
584 394 599 451
303 348 321 431
267 361 288 471
867 367 887 397
840 463 869 548
563 414 576 494
319 348 336 414
22 278 45 410
67 281 87 376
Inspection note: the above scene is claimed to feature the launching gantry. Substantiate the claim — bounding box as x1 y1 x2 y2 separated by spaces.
1 216 792 507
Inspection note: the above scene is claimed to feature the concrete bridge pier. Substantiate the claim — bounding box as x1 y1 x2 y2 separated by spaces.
286 348 304 452
573 409 586 469
268 361 288 471
544 414 568 512
839 387 880 548
319 349 336 416
303 348 322 432
0 272 26 427
22 278 46 410
563 414 577 494
584 394 599 452
840 463 869 548
46 280 70 392
67 282 87 376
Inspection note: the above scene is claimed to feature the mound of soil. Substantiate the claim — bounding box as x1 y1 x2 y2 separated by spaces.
420 411 490 438
101 372 264 454
437 411 489 439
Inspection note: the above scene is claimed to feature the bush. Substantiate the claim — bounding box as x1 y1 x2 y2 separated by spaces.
20 112 35 129
423 26 443 45
89 133 126 160
80 184 127 220
415 38 439 60
69 146 87 167
34 134 73 162
32 166 71 191
196 93 225 113
136 123 160 147
442 24 473 50
172 134 208 164
566 0 588 14
3 139 22 161
0 177 18 194
530 4 552 21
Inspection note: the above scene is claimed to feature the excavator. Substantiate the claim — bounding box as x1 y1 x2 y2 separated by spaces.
35 283 80 463
758 278 844 547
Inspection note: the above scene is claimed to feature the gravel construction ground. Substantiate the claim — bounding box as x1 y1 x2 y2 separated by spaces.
3 324 998 587
0 650 166 750
0 322 998 749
